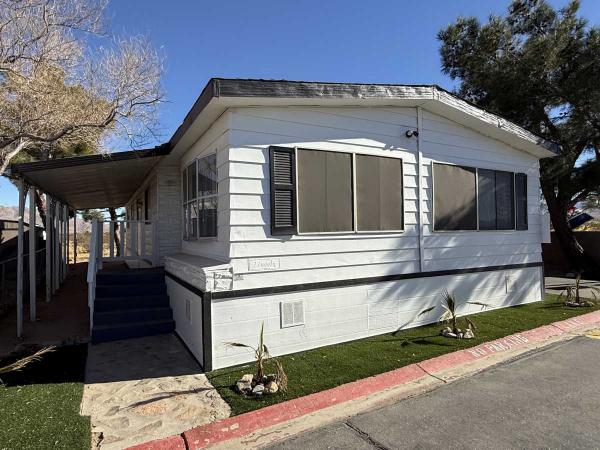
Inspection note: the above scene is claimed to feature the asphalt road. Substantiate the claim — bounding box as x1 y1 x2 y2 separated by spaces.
267 336 600 450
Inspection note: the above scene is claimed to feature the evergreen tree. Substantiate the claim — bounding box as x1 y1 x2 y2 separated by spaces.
439 0 600 274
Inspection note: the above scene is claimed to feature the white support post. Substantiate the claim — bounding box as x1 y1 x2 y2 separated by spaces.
97 221 103 269
16 178 25 338
140 221 146 257
109 221 115 259
63 204 67 279
53 201 60 291
45 194 51 302
152 221 159 266
28 186 36 321
66 207 70 269
73 211 77 265
132 221 138 257
119 221 125 257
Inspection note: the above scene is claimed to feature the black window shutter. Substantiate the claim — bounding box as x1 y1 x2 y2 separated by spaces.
270 146 297 235
515 173 528 230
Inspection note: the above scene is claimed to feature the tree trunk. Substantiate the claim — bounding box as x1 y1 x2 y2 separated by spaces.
34 190 47 231
108 208 121 257
542 183 598 276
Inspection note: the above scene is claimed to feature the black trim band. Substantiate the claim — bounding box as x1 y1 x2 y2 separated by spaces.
202 292 213 372
211 262 544 300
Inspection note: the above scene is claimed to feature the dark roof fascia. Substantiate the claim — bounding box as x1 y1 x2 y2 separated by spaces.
7 144 171 176
167 78 560 156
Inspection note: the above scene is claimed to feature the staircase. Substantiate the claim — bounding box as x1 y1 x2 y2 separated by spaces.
91 268 175 344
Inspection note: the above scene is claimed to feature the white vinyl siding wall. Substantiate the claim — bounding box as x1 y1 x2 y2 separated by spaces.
212 265 542 369
420 110 542 272
179 113 231 262
224 106 542 290
226 106 419 289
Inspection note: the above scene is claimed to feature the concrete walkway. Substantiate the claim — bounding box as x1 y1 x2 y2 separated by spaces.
80 334 230 450
268 335 600 450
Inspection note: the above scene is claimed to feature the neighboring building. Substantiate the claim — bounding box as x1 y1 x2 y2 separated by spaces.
8 79 558 371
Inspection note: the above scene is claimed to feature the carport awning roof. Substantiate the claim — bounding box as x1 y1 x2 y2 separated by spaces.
8 146 170 210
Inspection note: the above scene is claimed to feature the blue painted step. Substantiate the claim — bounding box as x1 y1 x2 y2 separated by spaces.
93 307 172 326
96 269 165 286
95 283 167 298
94 294 170 312
91 319 175 344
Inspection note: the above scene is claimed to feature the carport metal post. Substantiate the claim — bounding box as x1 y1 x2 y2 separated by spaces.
63 204 68 279
73 210 77 265
16 178 25 337
53 201 60 292
29 185 36 321
45 194 52 302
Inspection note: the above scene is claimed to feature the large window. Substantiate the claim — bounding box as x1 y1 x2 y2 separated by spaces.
270 146 404 235
183 154 217 239
356 154 403 231
433 162 527 232
297 149 353 233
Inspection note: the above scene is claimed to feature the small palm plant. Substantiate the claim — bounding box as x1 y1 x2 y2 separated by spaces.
225 322 287 392
419 290 488 338
559 275 599 307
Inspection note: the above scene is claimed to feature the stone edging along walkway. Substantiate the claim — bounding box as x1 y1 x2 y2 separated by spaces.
127 310 600 450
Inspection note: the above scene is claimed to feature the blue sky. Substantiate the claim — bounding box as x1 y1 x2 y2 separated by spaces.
1 0 599 206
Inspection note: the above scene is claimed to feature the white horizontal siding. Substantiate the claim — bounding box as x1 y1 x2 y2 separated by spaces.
419 108 543 273
178 114 231 262
211 266 543 369
225 106 420 289
220 106 544 289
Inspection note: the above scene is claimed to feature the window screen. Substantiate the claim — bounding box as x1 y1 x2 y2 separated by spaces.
515 173 528 230
182 154 217 240
433 163 477 230
477 169 497 230
495 171 515 230
297 149 353 233
356 155 403 231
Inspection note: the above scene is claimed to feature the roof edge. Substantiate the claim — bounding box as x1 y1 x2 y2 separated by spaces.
8 144 171 176
168 78 560 157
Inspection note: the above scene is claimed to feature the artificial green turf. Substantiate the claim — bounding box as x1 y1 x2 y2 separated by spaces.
207 294 599 416
0 344 90 450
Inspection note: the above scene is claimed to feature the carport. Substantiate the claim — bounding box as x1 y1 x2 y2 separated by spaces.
3 145 169 337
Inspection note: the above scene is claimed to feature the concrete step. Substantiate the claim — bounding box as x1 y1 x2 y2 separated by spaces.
91 319 175 344
94 294 170 312
93 307 173 326
95 283 167 298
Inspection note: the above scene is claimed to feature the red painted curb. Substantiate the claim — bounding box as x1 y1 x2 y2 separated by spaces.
126 434 187 450
552 310 600 331
128 309 600 450
183 363 426 449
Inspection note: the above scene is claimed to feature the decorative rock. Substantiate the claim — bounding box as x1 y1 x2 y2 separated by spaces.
463 329 475 339
252 384 265 396
241 374 254 383
235 374 254 394
235 380 251 394
265 381 278 394
441 328 457 338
